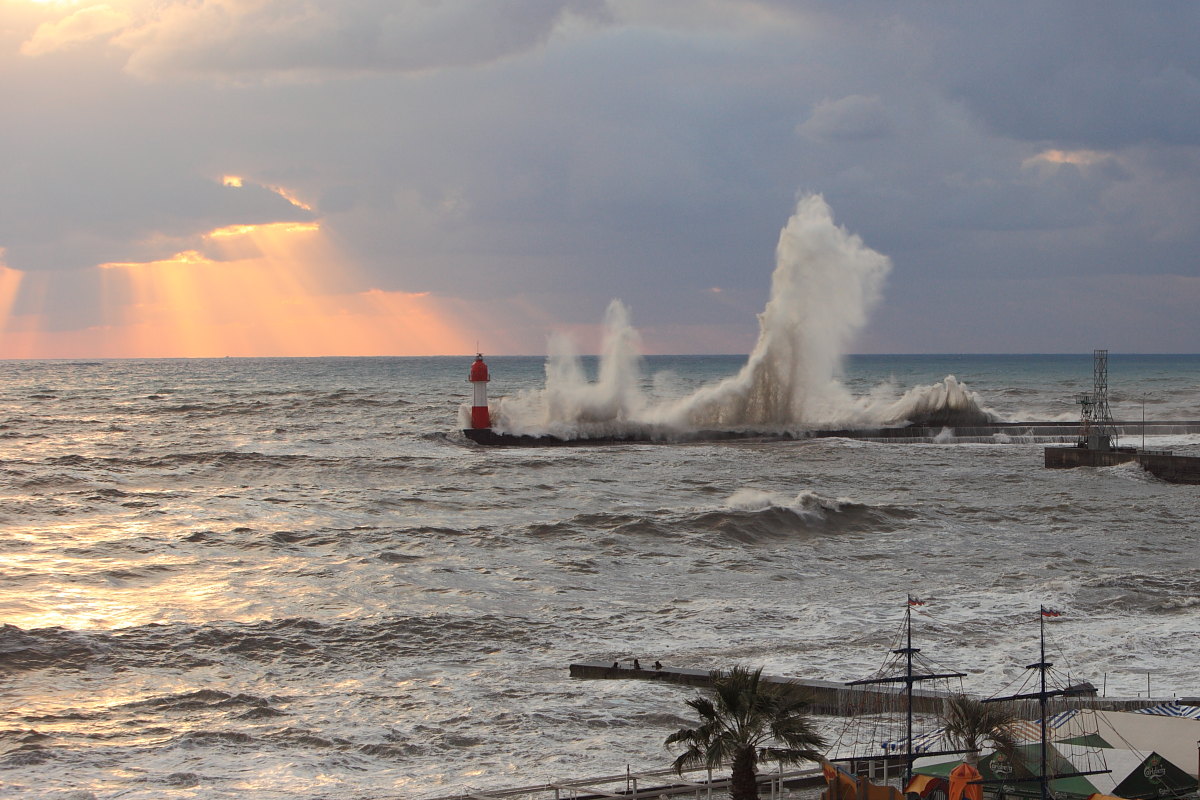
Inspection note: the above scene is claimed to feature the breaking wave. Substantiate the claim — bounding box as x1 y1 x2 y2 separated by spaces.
697 488 916 542
483 195 995 439
523 489 913 545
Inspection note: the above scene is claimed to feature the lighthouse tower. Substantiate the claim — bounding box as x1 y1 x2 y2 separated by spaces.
468 353 491 429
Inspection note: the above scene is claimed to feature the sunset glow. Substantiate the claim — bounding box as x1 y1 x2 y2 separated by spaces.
206 221 321 239
0 221 479 358
267 185 315 212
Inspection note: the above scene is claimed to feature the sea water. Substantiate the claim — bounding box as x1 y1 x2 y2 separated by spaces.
1 352 1199 800
3 195 1199 799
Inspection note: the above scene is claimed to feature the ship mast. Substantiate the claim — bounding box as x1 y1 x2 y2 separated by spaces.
845 596 966 786
982 606 1109 800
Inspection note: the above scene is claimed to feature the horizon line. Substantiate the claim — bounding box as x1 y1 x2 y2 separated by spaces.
2 352 1198 362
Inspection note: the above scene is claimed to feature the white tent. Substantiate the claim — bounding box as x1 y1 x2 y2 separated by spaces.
1051 709 1200 779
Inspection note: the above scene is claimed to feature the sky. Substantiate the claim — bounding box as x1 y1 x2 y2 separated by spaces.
1 0 1199 358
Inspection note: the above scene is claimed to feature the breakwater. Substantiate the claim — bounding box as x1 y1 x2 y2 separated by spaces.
466 420 1200 447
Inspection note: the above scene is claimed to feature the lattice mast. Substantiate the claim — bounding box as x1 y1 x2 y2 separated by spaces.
1092 349 1115 446
1076 349 1116 449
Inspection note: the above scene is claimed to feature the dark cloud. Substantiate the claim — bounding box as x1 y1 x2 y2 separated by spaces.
0 169 314 272
931 3 1200 148
113 0 611 80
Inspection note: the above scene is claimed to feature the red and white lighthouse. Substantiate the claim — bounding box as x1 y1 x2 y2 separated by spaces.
468 353 491 429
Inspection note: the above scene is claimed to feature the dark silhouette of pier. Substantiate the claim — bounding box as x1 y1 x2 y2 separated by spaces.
465 420 1200 447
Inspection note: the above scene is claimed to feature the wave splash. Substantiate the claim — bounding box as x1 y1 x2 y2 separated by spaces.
487 195 995 437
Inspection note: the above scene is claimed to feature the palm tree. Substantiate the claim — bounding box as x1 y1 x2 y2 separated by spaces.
942 694 1019 767
665 665 826 800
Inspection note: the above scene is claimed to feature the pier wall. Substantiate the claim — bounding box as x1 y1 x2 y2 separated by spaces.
467 420 1200 447
569 662 1161 716
1045 447 1200 484
1136 451 1200 483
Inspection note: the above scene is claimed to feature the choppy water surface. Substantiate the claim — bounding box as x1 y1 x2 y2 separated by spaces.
1 354 1199 799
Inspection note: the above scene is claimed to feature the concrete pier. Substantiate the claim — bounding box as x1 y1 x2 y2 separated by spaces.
1045 446 1200 484
569 662 1164 716
467 420 1200 447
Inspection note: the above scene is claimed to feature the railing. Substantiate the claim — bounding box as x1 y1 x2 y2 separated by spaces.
418 764 826 800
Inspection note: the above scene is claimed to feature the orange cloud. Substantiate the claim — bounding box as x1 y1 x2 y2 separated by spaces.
20 4 131 57
0 221 485 358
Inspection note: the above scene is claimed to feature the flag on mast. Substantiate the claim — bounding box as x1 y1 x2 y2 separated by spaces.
1040 606 1063 617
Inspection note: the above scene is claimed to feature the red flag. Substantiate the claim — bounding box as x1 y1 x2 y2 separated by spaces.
1040 606 1062 617
908 595 927 606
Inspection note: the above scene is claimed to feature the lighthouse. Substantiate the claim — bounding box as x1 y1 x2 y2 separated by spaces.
468 353 491 429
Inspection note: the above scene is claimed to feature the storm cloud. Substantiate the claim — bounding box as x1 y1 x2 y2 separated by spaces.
2 0 1198 354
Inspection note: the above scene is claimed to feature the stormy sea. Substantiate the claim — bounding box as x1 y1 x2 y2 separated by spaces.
3 198 1199 799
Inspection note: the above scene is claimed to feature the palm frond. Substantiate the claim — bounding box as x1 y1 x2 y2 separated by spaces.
665 664 827 788
943 694 1019 761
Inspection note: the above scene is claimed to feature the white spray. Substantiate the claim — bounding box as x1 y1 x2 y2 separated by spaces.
490 194 993 435
496 301 651 437
654 194 889 429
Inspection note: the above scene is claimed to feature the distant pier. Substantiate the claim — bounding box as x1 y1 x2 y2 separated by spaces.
466 420 1200 447
1040 349 1200 484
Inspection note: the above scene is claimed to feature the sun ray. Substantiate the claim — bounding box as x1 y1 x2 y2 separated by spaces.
0 264 24 334
79 220 479 357
2 167 503 359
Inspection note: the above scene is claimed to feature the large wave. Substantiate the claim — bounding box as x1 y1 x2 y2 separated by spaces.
483 194 995 437
519 489 915 545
